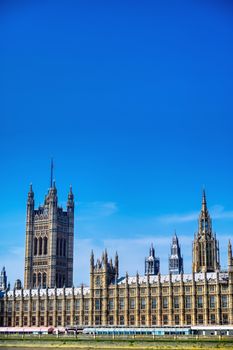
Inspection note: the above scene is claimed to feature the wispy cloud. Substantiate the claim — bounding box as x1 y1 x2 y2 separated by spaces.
158 212 198 224
77 201 118 221
157 205 233 224
211 205 233 220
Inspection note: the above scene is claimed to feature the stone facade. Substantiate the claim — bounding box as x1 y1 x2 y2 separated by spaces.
0 189 232 328
0 260 233 328
24 182 74 289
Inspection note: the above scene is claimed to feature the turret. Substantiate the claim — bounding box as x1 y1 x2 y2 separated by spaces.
0 266 7 291
169 232 183 274
192 190 220 273
48 180 58 205
24 184 35 289
115 251 119 279
228 240 233 271
27 183 34 208
91 250 118 288
90 250 94 271
145 243 160 275
67 185 74 209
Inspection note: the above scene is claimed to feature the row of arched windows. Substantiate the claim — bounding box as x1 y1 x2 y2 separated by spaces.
32 272 47 288
56 273 66 288
56 238 67 257
34 237 48 256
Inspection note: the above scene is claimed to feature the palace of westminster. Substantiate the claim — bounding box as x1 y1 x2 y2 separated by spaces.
0 175 233 329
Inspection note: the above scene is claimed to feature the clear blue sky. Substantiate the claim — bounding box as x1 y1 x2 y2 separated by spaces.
1 0 233 286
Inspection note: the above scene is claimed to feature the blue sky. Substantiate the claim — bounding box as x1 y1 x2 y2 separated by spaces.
1 0 233 286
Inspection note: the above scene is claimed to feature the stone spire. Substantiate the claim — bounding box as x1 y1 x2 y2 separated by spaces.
145 243 160 276
169 231 183 274
192 190 220 273
67 185 74 208
228 240 233 269
0 266 7 291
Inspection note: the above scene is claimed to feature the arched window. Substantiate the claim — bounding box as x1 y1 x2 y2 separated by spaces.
42 272 47 288
63 239 66 257
33 273 37 288
60 239 63 256
38 273 42 287
34 237 38 255
59 274 62 288
43 237 48 255
56 238 59 256
39 237 42 255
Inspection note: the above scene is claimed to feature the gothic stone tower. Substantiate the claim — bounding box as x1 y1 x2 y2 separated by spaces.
24 181 74 289
169 232 183 274
0 267 7 291
90 250 118 326
145 244 160 275
192 190 220 273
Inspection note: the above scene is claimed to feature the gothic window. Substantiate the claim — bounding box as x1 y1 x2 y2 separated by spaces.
95 299 101 310
198 314 203 324
75 299 80 310
130 315 135 325
175 315 179 325
32 301 36 312
130 298 135 309
63 239 66 257
163 315 168 325
95 315 100 325
152 315 156 325
119 315 124 325
95 276 101 287
108 299 114 310
162 297 168 309
60 239 63 256
38 273 42 287
210 296 215 308
38 237 42 255
186 314 191 325
222 313 228 325
210 314 215 324
66 300 70 311
43 237 48 255
23 301 28 312
84 300 89 311
221 295 228 308
151 297 156 309
34 238 38 255
140 297 146 310
174 296 179 309
185 296 191 309
42 272 46 288
109 315 114 325
119 298 124 310
33 273 37 288
57 300 62 311
141 315 146 325
197 296 203 308
56 238 59 256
